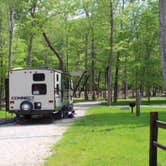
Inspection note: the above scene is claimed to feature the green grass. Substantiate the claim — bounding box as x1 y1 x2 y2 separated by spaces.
0 110 15 119
45 106 166 166
101 97 166 106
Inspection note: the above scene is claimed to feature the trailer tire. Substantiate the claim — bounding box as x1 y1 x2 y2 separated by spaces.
20 101 33 112
55 110 63 119
63 106 69 118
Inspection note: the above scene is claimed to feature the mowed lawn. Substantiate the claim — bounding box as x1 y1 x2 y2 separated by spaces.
45 106 166 166
0 110 15 119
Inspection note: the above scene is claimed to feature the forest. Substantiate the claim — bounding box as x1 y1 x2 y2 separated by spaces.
0 0 164 106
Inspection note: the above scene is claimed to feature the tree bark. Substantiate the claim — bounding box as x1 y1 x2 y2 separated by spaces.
147 90 151 102
113 53 120 102
84 33 89 100
121 0 128 100
0 16 3 109
28 34 34 67
91 28 96 101
123 57 128 99
28 1 37 67
97 71 101 91
104 67 108 99
0 51 3 109
79 75 90 98
0 10 5 109
43 32 64 71
136 89 141 116
83 5 96 101
108 0 114 105
135 70 141 116
160 0 166 82
8 8 14 71
73 71 88 97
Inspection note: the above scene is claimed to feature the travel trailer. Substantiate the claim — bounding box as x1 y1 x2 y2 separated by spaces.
7 68 73 118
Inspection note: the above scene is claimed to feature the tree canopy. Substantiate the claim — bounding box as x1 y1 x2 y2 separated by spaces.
0 0 164 105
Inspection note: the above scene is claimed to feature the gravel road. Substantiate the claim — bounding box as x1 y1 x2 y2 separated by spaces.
0 101 100 166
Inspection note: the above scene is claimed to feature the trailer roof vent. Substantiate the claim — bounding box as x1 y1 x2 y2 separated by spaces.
33 73 45 81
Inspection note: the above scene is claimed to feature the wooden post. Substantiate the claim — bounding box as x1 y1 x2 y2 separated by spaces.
149 112 158 166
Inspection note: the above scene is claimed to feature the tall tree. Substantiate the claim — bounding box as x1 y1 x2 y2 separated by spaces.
43 32 65 71
0 7 4 108
28 0 38 67
108 0 114 105
83 1 97 100
160 0 166 83
8 7 15 70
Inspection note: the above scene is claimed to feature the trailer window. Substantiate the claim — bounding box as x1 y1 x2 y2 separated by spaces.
32 84 47 95
56 84 59 95
56 74 59 82
33 73 45 81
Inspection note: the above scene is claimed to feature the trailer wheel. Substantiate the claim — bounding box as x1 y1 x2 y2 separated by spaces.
56 110 64 119
20 101 33 111
63 106 68 118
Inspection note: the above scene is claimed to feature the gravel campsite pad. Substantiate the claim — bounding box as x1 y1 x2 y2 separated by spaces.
0 102 100 166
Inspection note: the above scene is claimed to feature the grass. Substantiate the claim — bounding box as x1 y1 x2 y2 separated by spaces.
45 106 166 166
0 110 15 119
101 97 166 106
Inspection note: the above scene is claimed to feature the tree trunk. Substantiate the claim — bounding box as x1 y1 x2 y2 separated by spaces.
84 33 89 100
136 89 141 116
91 28 96 101
97 71 101 98
123 57 128 99
113 53 120 102
73 71 88 97
0 17 3 109
28 34 34 67
160 0 166 82
147 88 151 102
43 32 64 71
97 71 101 90
83 5 96 100
140 82 144 97
28 1 37 67
79 75 89 98
0 52 3 110
65 36 69 72
135 71 141 116
121 0 128 100
104 67 108 99
8 8 14 71
152 86 157 97
108 0 114 105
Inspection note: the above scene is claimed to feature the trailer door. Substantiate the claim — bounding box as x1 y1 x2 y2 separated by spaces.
55 72 62 110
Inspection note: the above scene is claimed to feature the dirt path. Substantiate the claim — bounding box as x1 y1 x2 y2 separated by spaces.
0 101 100 166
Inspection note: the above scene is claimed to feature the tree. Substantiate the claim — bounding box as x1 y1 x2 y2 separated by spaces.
8 5 15 70
28 0 38 67
160 0 166 83
108 0 114 105
0 0 164 105
43 32 64 71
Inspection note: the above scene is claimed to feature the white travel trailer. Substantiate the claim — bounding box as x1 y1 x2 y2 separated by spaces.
7 68 73 118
